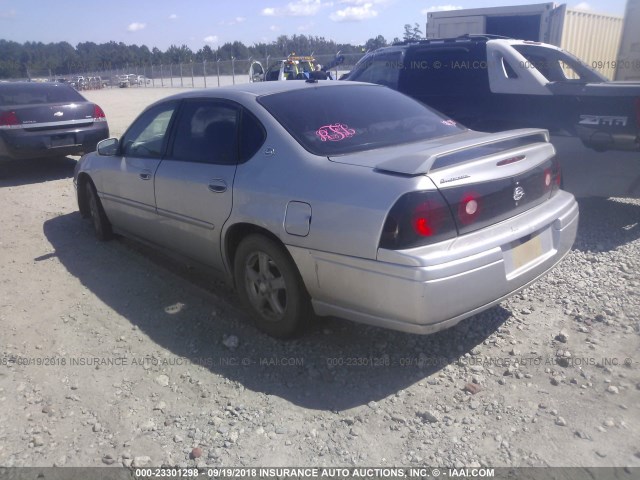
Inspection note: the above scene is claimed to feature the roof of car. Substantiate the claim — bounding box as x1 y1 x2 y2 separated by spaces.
387 35 549 50
149 80 378 108
392 34 512 47
360 36 555 59
0 81 76 90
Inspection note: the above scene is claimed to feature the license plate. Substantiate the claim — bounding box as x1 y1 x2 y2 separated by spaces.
511 234 543 270
50 134 75 147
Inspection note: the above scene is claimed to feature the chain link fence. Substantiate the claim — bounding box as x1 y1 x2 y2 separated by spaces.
16 53 367 89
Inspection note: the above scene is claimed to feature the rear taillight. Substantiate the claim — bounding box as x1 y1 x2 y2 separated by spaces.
0 110 20 129
551 157 561 195
93 104 106 121
543 157 561 197
380 191 457 249
457 192 481 226
543 168 552 190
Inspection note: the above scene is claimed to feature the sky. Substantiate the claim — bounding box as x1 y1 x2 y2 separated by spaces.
0 0 630 51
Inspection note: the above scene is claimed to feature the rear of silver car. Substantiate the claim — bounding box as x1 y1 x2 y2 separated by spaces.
290 129 578 334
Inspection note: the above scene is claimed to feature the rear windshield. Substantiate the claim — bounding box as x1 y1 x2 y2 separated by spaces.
0 84 86 107
258 84 465 156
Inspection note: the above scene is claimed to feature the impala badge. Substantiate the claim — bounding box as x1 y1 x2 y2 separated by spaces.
54 111 64 117
513 186 525 202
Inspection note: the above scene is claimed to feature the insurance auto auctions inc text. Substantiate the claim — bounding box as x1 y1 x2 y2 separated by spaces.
189 467 496 478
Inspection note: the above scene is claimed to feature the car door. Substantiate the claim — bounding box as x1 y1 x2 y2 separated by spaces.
153 99 241 271
264 62 283 81
98 101 178 239
249 61 264 82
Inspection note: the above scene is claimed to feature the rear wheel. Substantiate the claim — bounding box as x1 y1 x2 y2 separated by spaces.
234 234 311 338
85 181 112 241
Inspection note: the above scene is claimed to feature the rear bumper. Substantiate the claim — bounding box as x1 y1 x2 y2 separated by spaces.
0 124 109 162
289 191 578 334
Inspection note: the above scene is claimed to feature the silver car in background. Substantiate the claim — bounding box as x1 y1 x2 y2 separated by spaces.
74 81 578 338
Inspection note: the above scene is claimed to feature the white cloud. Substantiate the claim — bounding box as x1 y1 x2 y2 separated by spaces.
127 22 146 32
269 25 281 31
329 0 389 23
203 35 219 44
337 0 388 5
573 2 591 10
261 0 331 17
421 5 463 14
330 3 378 22
168 13 177 20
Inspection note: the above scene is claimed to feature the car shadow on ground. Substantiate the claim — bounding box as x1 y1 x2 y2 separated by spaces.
573 197 640 253
44 212 510 411
0 156 77 187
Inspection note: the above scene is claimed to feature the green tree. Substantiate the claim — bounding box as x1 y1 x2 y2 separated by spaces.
151 47 164 65
412 23 423 39
164 44 194 63
364 35 387 52
402 23 423 41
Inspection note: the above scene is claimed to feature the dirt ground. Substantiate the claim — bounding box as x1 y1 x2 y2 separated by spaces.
0 87 639 470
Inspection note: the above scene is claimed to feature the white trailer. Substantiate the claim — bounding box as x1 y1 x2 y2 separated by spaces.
616 0 640 80
425 2 623 79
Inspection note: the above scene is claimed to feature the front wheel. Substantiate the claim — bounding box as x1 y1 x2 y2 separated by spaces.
85 181 112 241
234 235 311 338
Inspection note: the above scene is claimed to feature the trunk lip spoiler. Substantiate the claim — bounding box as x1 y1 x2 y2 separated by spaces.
374 128 550 176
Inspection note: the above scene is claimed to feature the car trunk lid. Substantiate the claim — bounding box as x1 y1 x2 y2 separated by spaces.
370 129 562 249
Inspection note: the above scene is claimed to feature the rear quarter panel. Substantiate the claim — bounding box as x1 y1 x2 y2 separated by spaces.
226 112 427 261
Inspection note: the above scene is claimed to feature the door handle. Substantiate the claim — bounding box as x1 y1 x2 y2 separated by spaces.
139 170 152 180
208 179 227 193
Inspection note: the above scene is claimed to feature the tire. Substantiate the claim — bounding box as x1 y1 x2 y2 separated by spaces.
234 234 311 338
85 181 113 241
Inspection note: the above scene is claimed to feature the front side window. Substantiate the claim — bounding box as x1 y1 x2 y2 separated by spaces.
258 84 465 156
171 100 239 165
121 101 178 158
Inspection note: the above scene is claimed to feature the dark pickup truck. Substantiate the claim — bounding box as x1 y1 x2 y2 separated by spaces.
344 36 640 198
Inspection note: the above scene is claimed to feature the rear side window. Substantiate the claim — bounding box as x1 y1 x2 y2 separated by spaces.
347 51 402 89
0 84 85 106
401 46 490 95
258 84 465 156
171 100 239 165
512 44 606 83
240 109 266 162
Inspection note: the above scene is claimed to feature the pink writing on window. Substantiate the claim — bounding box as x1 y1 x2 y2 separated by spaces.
316 123 356 142
441 120 457 126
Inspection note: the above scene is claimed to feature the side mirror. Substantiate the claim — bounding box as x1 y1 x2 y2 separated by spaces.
97 137 119 156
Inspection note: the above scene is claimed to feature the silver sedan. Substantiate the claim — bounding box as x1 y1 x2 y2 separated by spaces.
74 81 578 337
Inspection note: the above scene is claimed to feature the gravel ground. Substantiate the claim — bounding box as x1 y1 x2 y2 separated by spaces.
0 88 639 469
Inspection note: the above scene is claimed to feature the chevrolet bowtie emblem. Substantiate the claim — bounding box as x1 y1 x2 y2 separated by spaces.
513 186 525 202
